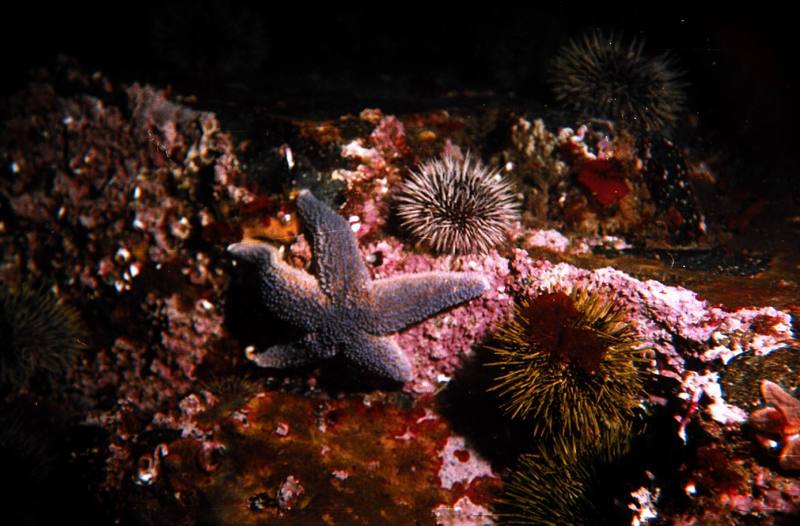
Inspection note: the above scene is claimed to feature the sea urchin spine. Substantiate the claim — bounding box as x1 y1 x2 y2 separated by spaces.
496 448 594 526
487 288 647 457
395 153 519 255
549 30 686 132
0 284 87 393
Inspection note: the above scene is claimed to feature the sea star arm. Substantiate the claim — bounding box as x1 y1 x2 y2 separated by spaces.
364 271 489 334
762 380 800 434
750 406 786 436
296 190 370 302
344 333 413 383
245 333 335 369
753 380 800 470
780 436 800 470
227 240 325 331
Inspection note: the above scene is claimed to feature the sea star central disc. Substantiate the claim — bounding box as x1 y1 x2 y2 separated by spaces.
228 190 488 383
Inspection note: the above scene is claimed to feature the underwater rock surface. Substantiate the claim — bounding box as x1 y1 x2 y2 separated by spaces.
1 61 799 525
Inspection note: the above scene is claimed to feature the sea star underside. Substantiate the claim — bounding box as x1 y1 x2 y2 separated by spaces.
228 190 489 383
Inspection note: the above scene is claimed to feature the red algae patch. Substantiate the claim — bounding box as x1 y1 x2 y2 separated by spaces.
150 392 499 525
577 159 631 207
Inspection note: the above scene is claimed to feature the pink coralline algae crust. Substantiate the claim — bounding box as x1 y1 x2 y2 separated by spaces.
515 259 794 440
333 114 408 239
355 239 793 401
470 254 794 523
509 256 792 367
0 65 258 497
362 238 514 394
76 293 225 490
433 496 495 526
438 435 498 491
521 229 632 256
522 228 572 253
1 68 253 295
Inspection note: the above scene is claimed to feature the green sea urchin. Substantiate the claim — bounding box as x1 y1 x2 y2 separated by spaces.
495 448 594 526
0 284 87 393
198 374 261 423
549 30 686 132
487 288 647 458
395 153 519 255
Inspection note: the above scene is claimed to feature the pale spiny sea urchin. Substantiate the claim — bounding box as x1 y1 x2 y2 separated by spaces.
549 30 686 132
487 288 648 459
395 153 519 255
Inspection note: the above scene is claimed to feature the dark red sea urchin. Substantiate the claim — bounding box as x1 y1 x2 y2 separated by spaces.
549 30 686 132
395 153 519 255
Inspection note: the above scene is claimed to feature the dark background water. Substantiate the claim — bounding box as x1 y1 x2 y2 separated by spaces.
3 3 795 171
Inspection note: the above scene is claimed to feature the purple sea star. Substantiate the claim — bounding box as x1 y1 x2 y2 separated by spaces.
750 380 800 471
227 190 489 383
